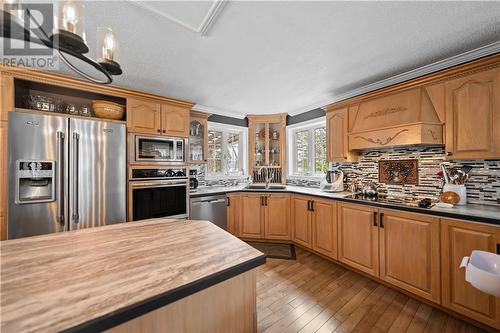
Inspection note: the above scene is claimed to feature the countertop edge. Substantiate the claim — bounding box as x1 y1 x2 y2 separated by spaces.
62 254 267 333
190 188 500 226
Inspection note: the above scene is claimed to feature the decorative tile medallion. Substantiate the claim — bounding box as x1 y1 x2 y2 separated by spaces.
379 159 418 185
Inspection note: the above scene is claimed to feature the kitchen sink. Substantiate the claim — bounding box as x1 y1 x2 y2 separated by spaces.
245 184 287 190
246 184 267 189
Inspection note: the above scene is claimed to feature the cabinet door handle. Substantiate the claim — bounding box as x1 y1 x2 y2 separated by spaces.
307 200 311 211
373 211 378 227
380 213 384 228
265 196 268 206
311 201 314 212
227 197 230 207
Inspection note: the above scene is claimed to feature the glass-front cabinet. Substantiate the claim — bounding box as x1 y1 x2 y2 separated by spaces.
248 114 287 183
189 111 209 163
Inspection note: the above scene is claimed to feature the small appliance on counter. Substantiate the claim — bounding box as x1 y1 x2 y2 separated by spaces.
189 169 199 190
320 169 344 192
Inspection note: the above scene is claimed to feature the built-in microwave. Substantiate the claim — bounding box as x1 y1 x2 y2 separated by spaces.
130 134 187 165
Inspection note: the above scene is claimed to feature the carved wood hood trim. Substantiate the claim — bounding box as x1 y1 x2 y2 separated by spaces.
354 129 409 146
364 107 408 120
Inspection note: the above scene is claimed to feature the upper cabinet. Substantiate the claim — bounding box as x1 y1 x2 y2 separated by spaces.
326 107 357 162
127 99 161 135
189 111 209 163
444 67 500 160
248 114 286 183
161 104 189 137
128 98 190 137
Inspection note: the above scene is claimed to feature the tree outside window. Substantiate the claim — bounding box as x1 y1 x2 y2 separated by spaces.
291 121 327 176
207 125 247 177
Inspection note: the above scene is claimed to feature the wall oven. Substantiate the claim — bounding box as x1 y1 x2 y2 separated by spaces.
128 167 189 221
129 134 187 164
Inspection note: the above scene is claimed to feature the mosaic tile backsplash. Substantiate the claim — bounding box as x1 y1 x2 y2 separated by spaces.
289 146 500 207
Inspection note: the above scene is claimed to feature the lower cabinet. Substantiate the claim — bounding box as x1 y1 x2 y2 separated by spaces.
338 203 379 277
240 194 265 239
265 194 290 240
311 199 337 259
238 193 290 240
292 195 337 259
226 193 240 236
379 209 441 303
291 196 312 247
441 218 500 330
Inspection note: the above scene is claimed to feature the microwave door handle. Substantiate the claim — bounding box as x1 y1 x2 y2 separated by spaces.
72 132 80 224
56 131 65 225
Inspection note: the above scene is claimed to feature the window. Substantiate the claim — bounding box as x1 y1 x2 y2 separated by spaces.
207 123 247 177
288 118 328 177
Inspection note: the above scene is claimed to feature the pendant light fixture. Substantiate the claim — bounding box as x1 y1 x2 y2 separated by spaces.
1 0 122 84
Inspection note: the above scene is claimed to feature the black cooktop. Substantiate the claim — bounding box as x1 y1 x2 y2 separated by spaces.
346 194 435 209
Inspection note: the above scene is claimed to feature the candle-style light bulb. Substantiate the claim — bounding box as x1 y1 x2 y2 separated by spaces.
62 2 78 33
102 30 115 61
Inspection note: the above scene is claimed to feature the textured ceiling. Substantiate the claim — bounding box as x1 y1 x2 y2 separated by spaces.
55 1 500 117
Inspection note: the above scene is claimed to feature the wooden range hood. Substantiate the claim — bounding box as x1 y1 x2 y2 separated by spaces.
347 87 443 150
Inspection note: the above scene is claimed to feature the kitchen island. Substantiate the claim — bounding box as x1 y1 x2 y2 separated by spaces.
0 219 266 333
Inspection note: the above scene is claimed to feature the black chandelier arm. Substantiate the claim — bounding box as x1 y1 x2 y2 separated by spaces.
1 10 114 84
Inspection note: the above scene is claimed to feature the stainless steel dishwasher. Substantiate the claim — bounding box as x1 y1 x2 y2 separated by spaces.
190 195 227 230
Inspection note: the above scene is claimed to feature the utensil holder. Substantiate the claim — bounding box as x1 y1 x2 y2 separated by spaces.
443 184 467 205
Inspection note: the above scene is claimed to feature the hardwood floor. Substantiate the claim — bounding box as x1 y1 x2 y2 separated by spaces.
256 248 486 333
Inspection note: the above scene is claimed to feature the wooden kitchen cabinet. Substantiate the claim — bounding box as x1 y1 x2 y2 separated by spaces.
239 193 290 240
291 195 312 248
226 193 240 236
311 198 337 259
338 202 379 277
444 67 500 159
291 195 337 258
441 218 500 330
189 111 209 163
247 114 287 183
326 107 357 162
127 98 190 137
161 104 189 137
127 98 161 135
265 194 290 240
378 209 441 303
240 194 265 239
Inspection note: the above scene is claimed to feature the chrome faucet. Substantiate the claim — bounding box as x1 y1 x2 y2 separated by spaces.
261 165 270 189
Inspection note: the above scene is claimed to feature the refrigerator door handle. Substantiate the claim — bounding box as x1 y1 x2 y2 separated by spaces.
56 131 65 225
72 132 80 223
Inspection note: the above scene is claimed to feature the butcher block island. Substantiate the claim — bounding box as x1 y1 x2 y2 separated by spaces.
0 219 266 333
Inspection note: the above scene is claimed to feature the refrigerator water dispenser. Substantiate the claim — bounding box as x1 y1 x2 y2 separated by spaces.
16 160 55 204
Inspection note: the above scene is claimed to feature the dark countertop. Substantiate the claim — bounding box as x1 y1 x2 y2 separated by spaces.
0 219 266 333
190 185 500 226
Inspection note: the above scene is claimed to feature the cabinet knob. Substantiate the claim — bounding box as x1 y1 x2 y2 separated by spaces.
446 151 453 156
162 130 166 133
157 129 161 133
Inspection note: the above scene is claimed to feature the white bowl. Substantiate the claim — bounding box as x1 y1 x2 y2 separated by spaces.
461 250 500 297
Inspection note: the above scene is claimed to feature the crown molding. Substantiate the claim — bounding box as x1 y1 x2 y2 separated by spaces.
191 104 247 119
127 0 226 37
287 41 500 116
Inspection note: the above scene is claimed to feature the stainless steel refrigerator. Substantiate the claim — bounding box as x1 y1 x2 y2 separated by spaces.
8 112 126 239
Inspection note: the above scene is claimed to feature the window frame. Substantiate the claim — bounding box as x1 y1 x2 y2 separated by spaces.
287 117 327 179
206 122 248 179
